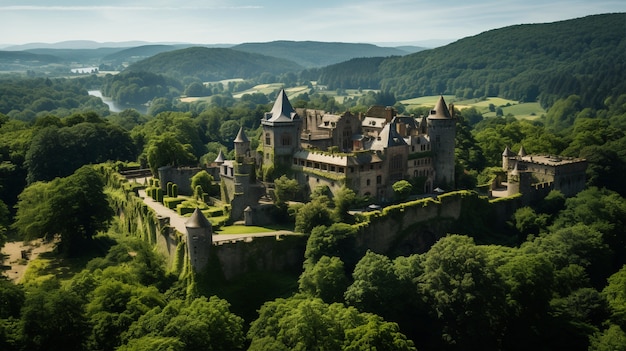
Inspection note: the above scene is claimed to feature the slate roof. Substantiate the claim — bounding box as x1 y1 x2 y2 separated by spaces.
214 150 225 163
185 208 212 229
370 122 408 151
234 126 249 143
264 89 300 123
427 95 452 119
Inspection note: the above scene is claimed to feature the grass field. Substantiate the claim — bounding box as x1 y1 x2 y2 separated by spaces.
401 96 545 120
215 223 294 234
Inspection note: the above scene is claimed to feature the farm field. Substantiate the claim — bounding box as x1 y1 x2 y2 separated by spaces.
401 96 545 120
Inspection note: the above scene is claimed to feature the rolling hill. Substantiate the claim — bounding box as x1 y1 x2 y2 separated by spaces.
124 47 304 81
316 13 626 109
232 40 421 68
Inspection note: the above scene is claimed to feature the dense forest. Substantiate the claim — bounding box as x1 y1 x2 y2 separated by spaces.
231 40 416 68
0 12 626 351
124 47 304 83
316 13 626 110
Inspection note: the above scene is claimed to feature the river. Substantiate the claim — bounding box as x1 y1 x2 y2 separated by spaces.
88 90 148 114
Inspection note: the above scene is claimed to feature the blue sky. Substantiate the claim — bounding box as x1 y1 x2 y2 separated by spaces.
1 0 624 46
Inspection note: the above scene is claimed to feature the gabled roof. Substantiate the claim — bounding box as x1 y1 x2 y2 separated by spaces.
370 122 407 150
264 89 299 123
185 208 212 229
214 150 225 163
234 126 249 143
427 96 452 119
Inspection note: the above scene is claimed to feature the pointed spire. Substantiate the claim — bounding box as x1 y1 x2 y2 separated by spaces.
214 149 225 164
502 145 515 157
518 145 527 157
265 89 299 122
185 208 212 229
234 126 249 143
428 96 452 119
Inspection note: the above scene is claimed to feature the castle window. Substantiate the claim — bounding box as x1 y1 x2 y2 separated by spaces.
265 133 271 145
376 175 382 184
330 166 336 172
349 167 354 173
282 133 291 146
367 179 371 186
339 167 345 173
391 155 403 171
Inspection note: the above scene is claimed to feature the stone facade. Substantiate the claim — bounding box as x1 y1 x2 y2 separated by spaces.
258 90 456 202
501 146 588 202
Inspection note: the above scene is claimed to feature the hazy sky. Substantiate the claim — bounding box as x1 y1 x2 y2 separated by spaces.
1 0 624 46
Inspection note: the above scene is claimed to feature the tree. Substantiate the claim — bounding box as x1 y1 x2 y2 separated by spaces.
247 295 415 351
274 175 300 205
21 284 89 351
145 133 196 176
419 235 507 349
304 223 357 265
295 196 334 234
299 256 348 303
13 166 114 255
333 186 357 222
190 170 217 197
392 180 413 201
345 251 404 322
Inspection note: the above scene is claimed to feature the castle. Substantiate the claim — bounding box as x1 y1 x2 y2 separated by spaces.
498 145 587 202
158 89 588 223
216 90 457 220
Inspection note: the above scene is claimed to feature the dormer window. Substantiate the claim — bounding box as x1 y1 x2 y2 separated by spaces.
430 110 436 115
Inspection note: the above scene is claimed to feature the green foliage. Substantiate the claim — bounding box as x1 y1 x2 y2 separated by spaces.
126 47 303 83
25 122 136 183
0 77 109 119
420 235 507 349
122 296 245 351
190 170 217 197
145 133 197 176
299 255 348 303
294 196 334 234
13 165 114 256
247 295 416 351
392 180 413 201
20 282 89 351
273 175 300 205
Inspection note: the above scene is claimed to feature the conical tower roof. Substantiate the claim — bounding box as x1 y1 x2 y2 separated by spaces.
265 89 299 123
214 149 225 163
502 145 515 157
185 208 212 229
427 96 452 119
234 126 249 143
518 145 527 157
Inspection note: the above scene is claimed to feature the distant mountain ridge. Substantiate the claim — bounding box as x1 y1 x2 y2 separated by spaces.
124 47 304 81
315 13 626 109
232 40 423 68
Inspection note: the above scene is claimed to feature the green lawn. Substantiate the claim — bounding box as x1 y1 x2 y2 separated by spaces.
215 223 294 235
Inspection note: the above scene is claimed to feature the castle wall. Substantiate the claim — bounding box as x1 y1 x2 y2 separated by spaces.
213 235 306 281
158 166 202 195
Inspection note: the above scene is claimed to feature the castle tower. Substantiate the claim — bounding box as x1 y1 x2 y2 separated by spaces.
502 146 515 171
518 145 527 157
427 96 456 189
185 208 212 272
234 126 250 161
261 89 302 179
214 149 225 165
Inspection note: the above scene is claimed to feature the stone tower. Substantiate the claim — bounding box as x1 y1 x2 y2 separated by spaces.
261 89 302 179
185 208 212 272
502 145 515 171
427 96 456 189
234 126 250 161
